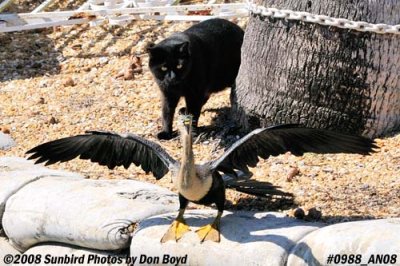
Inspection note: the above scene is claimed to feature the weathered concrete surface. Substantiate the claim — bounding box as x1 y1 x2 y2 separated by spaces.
3 156 398 265
0 237 20 257
25 243 127 266
3 176 178 252
130 210 323 266
287 218 400 266
0 132 15 150
0 157 83 228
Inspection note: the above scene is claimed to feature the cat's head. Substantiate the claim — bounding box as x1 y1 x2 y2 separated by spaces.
147 36 192 86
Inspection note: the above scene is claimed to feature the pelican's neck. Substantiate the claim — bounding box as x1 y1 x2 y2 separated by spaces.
176 123 213 201
178 129 196 188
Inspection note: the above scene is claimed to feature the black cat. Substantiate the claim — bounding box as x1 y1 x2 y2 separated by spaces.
147 18 244 140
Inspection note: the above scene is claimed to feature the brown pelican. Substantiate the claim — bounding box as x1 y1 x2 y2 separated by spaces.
26 115 377 243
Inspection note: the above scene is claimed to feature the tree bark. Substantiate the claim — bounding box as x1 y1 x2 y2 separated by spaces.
232 0 400 137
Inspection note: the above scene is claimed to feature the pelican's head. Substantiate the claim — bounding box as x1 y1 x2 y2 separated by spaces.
177 114 193 136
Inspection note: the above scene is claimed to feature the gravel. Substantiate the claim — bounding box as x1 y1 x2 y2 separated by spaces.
0 15 399 224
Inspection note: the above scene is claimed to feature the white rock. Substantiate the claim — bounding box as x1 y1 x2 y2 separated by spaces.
0 157 83 228
0 132 15 150
3 176 178 252
0 157 82 174
0 237 20 256
25 243 126 266
130 210 323 266
98 57 109 65
287 218 400 266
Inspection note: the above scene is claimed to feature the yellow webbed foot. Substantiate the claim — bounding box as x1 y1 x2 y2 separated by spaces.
196 223 220 243
160 219 191 243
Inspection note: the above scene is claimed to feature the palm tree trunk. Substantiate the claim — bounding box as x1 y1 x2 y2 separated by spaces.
232 0 400 137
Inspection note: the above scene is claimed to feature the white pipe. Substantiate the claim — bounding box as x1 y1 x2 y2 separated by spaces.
108 11 247 24
78 0 92 10
31 0 56 13
0 3 246 20
0 0 13 12
0 3 247 32
0 18 91 33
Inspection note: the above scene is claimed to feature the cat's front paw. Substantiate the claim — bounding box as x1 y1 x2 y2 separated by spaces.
157 131 174 140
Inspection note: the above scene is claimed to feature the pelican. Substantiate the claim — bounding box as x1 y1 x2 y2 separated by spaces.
26 115 377 243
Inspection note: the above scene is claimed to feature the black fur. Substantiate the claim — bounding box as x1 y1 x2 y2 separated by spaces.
148 18 244 139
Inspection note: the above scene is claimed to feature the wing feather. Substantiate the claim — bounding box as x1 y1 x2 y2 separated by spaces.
26 131 178 180
211 125 377 175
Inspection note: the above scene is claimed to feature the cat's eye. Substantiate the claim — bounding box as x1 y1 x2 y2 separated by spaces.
176 64 183 69
161 66 168 71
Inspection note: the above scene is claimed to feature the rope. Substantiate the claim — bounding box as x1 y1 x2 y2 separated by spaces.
247 1 400 35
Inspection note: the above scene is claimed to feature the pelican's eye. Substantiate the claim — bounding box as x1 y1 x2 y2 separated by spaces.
176 64 183 69
161 66 168 71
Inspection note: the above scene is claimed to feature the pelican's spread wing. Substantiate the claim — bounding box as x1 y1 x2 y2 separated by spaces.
210 124 377 175
26 130 178 179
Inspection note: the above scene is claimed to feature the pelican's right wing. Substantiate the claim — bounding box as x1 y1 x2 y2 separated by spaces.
26 130 179 180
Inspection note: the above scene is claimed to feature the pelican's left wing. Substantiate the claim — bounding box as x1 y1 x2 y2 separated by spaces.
26 130 178 179
209 124 377 176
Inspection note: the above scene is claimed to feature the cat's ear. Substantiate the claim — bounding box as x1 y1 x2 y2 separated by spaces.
147 42 164 59
177 41 190 57
146 42 156 53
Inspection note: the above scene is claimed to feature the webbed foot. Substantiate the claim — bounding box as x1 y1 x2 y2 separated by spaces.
161 219 191 243
196 223 220 243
